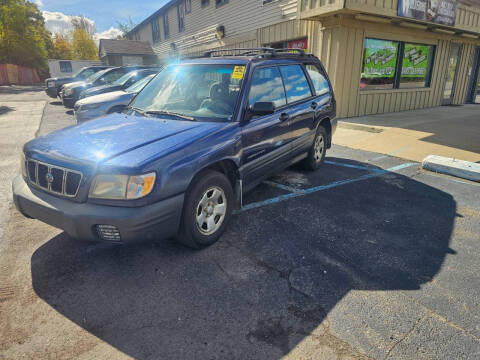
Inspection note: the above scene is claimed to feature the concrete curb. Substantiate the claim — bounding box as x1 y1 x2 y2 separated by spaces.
422 155 480 182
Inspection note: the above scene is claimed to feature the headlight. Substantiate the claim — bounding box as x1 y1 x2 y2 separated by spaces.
89 172 156 200
79 102 102 111
64 88 73 96
21 153 27 178
48 81 55 88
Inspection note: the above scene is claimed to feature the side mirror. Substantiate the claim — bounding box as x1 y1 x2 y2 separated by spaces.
250 101 275 116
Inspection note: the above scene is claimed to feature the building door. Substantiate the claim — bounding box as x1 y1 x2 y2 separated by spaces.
467 47 480 104
442 43 462 105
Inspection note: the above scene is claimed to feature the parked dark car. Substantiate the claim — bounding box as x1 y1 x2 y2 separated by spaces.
78 68 161 100
61 66 148 108
44 66 109 98
74 73 157 123
13 49 336 249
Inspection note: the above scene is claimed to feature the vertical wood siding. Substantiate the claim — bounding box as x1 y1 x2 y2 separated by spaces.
453 43 476 104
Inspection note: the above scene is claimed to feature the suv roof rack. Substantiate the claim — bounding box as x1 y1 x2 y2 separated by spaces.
203 47 311 59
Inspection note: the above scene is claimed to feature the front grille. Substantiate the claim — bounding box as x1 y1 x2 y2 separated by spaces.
26 159 83 197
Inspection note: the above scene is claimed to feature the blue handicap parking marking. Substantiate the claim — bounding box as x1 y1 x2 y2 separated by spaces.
238 161 418 213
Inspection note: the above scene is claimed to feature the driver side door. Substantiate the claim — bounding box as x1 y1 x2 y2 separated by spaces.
240 66 293 189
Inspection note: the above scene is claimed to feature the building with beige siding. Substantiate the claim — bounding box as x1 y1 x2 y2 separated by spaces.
128 0 480 117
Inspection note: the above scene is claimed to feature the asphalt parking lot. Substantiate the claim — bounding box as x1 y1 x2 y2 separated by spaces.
1 87 480 359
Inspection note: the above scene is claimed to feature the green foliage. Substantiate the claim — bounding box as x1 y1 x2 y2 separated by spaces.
0 0 49 71
70 16 98 60
51 34 73 60
116 17 136 39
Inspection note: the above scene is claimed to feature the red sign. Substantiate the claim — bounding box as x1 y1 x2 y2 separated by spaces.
288 38 308 50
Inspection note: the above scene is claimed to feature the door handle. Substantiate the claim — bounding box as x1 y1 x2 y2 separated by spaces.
311 102 318 109
279 112 290 122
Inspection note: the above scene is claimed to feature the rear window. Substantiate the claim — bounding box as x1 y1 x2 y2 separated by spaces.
305 64 330 96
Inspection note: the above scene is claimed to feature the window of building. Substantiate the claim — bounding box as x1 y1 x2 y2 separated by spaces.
185 0 192 13
361 38 399 90
305 64 330 96
152 19 161 43
279 65 312 103
399 43 435 88
201 0 210 7
216 0 229 7
361 38 435 90
248 66 286 108
59 61 72 73
177 3 185 32
263 0 277 4
163 14 169 38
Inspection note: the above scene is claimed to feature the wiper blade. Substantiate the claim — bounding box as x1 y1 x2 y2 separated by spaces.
145 110 196 121
127 106 147 115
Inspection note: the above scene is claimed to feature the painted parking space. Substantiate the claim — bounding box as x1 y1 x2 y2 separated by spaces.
240 157 418 212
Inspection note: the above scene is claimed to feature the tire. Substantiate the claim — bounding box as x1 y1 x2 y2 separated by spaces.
302 125 327 171
176 169 233 249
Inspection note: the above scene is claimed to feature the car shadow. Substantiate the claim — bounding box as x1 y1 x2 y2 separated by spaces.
0 105 14 115
31 159 456 359
50 101 62 106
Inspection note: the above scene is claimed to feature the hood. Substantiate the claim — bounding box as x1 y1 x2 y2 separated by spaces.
84 84 122 96
46 76 75 83
63 81 85 90
24 113 227 169
76 91 132 107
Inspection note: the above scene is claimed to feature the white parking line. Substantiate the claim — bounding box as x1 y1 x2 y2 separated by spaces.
238 162 417 213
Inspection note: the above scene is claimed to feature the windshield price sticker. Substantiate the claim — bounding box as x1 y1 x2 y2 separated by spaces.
232 66 246 79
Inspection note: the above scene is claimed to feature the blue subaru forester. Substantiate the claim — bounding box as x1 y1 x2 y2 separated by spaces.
13 48 336 249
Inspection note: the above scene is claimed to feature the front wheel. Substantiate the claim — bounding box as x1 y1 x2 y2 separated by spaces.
176 170 233 249
302 125 327 171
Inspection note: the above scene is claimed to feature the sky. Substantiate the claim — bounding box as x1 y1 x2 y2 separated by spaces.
34 0 170 39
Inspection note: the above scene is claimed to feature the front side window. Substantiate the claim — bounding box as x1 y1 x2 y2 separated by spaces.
101 69 126 84
59 61 72 73
131 64 244 122
400 43 435 88
361 38 399 90
279 65 312 103
306 64 329 96
248 66 286 108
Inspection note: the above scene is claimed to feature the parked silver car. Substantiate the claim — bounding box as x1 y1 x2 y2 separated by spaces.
74 74 156 123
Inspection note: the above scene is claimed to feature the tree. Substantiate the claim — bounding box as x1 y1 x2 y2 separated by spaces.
70 16 98 60
0 0 49 71
116 17 136 39
51 34 73 60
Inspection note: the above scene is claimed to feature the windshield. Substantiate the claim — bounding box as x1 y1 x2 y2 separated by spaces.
73 67 88 78
85 69 108 83
126 74 155 93
113 71 137 86
130 64 245 122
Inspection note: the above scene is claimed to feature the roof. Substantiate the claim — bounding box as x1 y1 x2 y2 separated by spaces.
99 39 155 56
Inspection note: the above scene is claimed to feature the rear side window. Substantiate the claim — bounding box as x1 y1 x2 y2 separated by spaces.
306 64 330 96
279 65 312 103
248 66 286 108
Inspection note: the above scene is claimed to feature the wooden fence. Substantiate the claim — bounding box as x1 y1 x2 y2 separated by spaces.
0 64 41 85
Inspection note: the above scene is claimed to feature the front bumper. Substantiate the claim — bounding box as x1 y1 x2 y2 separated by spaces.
12 175 184 243
62 95 75 108
45 87 58 98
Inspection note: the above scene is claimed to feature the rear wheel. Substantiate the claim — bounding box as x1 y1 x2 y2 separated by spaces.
176 170 233 249
302 125 327 171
